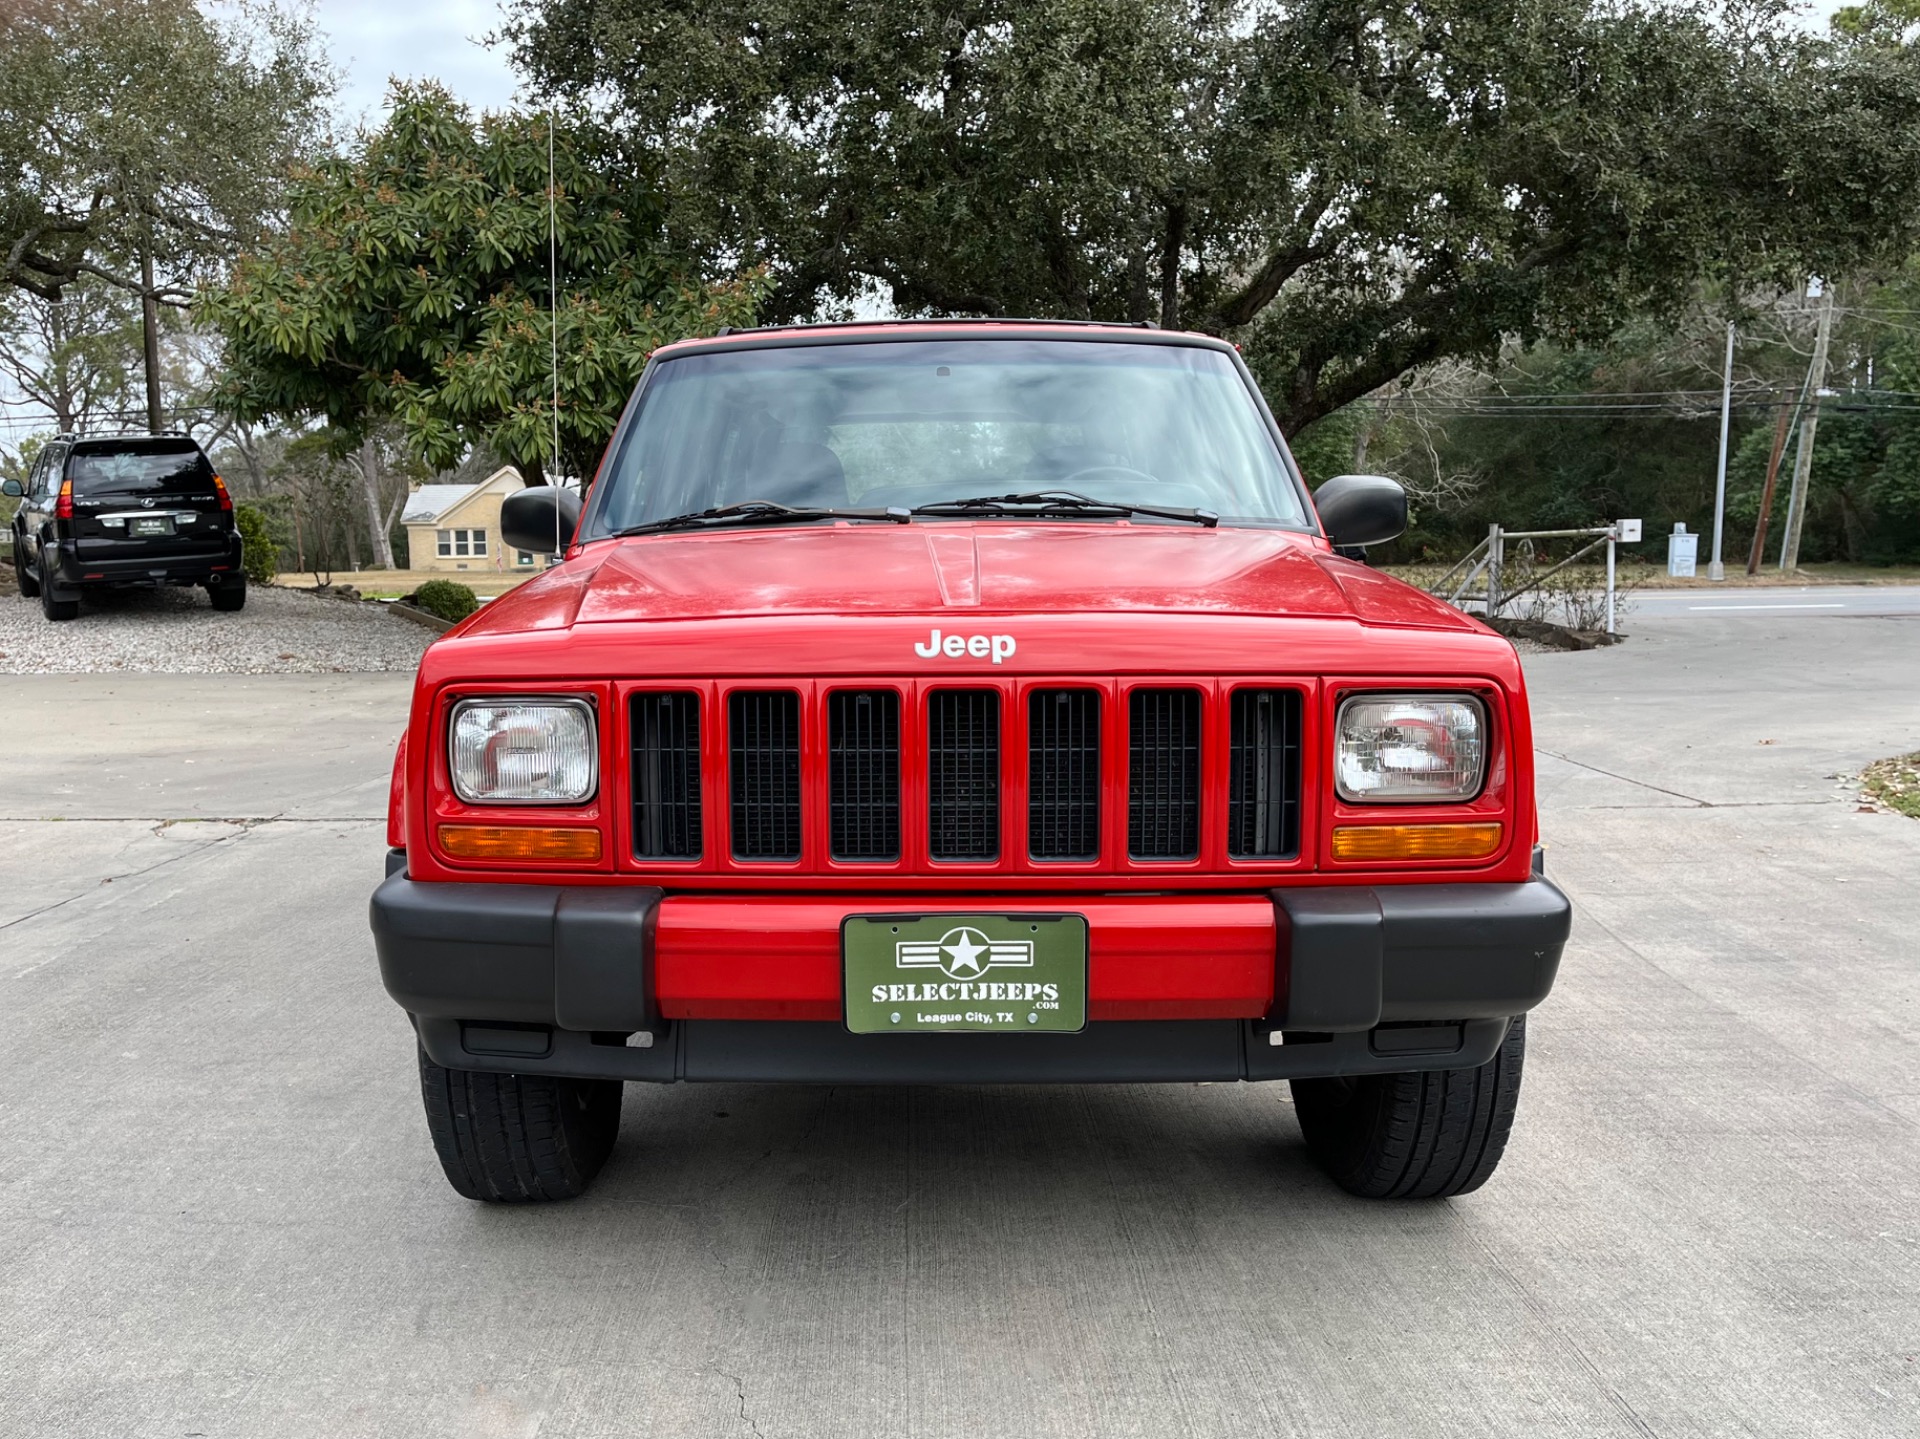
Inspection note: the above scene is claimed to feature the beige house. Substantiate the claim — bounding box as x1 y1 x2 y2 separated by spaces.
401 466 574 574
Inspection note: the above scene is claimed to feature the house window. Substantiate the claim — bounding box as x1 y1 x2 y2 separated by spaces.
516 550 535 567
436 529 452 557
437 528 488 558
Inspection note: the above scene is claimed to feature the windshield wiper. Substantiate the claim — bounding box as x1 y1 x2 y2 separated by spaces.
910 490 1219 527
614 500 913 537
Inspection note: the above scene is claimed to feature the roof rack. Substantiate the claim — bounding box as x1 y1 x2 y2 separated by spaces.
712 316 1161 338
61 428 193 443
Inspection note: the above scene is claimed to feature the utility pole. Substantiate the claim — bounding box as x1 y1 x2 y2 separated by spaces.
1745 402 1794 576
1709 319 1734 580
1780 282 1834 572
140 244 164 434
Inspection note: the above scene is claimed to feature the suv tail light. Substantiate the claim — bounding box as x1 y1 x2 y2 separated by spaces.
212 474 234 512
54 479 73 520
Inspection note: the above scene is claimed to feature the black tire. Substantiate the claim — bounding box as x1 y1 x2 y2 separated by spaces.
417 1044 622 1203
39 575 78 621
208 574 247 612
1291 1015 1527 1199
13 539 39 597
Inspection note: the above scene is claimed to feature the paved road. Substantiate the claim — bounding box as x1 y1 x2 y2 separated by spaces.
1630 583 1920 618
2 615 1917 1437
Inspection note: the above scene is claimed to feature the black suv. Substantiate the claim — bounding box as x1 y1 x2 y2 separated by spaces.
5 434 247 621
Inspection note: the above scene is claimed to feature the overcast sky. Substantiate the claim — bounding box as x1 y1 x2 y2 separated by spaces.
314 0 1855 125
316 0 521 125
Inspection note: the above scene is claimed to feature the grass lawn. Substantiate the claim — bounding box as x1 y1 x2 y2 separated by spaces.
1862 754 1920 818
273 568 539 599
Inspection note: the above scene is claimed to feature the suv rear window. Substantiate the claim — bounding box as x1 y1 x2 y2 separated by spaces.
65 443 213 496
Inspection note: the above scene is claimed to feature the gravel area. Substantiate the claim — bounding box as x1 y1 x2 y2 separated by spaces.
0 582 433 674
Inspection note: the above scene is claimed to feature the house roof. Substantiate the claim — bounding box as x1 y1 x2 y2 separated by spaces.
402 468 577 526
401 484 479 524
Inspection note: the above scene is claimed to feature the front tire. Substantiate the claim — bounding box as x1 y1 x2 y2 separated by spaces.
417 1045 622 1203
1291 1015 1527 1199
208 574 247 611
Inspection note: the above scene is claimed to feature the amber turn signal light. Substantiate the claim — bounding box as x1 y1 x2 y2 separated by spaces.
437 824 602 861
1330 822 1502 862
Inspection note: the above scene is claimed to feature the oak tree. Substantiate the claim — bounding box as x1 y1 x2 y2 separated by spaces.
506 0 1920 433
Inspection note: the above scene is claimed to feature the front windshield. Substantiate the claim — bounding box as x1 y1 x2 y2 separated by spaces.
586 338 1310 534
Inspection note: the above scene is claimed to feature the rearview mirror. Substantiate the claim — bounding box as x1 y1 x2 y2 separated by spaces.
1313 474 1406 548
500 484 583 556
1 479 21 498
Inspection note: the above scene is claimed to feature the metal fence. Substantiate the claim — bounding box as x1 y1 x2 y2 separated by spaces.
1429 523 1631 634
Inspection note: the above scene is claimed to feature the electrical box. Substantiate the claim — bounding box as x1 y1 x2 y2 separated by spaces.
1614 518 1642 543
1667 523 1698 578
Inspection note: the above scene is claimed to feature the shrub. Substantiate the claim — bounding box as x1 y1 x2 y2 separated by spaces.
234 504 278 583
411 579 479 623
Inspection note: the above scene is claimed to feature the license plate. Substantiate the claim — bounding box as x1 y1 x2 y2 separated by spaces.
129 516 173 537
843 913 1088 1034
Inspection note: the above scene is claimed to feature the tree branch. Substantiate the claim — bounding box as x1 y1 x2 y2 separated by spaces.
1201 186 1342 331
1159 198 1187 330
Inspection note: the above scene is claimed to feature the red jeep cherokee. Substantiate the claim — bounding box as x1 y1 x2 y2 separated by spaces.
371 321 1570 1204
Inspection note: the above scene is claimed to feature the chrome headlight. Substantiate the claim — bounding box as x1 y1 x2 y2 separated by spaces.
1335 694 1487 803
449 698 597 804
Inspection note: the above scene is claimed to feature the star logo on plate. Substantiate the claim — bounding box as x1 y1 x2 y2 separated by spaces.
895 925 1037 980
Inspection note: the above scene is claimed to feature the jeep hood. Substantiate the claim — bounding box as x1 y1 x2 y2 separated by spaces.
469 523 1476 633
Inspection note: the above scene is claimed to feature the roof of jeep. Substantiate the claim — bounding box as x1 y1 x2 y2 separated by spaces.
652 318 1236 361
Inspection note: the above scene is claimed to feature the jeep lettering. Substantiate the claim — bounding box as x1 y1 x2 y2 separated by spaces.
915 629 1017 663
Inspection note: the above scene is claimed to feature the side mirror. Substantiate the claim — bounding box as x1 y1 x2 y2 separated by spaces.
1313 474 1406 548
1 479 22 498
500 484 583 556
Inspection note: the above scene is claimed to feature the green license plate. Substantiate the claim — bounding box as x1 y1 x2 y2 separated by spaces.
843 913 1088 1034
129 516 173 536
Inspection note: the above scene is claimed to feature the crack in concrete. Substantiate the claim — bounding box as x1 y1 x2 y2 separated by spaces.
1537 749 1714 807
716 1369 766 1439
2 820 255 961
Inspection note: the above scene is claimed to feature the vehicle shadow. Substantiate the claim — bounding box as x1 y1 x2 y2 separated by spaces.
464 1079 1445 1262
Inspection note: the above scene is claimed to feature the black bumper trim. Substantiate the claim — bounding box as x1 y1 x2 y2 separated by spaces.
50 535 243 589
1273 877 1571 1031
414 1015 1511 1085
370 872 663 1031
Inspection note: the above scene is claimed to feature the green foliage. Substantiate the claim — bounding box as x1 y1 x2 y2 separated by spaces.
204 87 766 483
1 0 333 303
1725 409 1889 563
234 503 278 583
411 579 480 623
507 0 1920 433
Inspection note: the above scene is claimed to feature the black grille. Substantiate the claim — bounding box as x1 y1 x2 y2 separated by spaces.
1028 689 1101 860
829 690 900 861
631 691 702 859
1227 689 1302 859
729 691 801 860
1128 688 1202 860
928 690 1000 861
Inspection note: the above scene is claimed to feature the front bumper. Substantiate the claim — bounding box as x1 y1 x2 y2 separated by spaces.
370 854 1569 1083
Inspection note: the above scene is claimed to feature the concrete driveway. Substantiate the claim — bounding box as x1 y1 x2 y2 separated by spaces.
2 609 1916 1438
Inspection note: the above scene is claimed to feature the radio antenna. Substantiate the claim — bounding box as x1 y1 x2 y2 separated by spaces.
548 107 563 555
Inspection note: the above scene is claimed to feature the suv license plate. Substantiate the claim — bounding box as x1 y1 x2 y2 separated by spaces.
843 913 1088 1034
129 516 173 536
